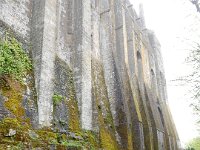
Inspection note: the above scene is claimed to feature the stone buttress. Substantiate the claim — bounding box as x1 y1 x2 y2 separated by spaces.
0 0 181 149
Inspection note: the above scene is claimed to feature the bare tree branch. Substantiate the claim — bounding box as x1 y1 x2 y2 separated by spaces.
190 0 200 12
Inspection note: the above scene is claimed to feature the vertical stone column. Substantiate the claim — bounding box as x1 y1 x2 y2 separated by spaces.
31 0 57 127
135 27 154 150
124 3 152 150
56 0 73 64
100 0 132 148
100 0 117 125
113 0 136 148
91 0 100 131
73 0 92 130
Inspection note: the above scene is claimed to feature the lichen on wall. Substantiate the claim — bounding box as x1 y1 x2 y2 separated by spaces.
92 59 119 149
53 56 80 132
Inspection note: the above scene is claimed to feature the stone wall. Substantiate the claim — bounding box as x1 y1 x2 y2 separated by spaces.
0 0 181 149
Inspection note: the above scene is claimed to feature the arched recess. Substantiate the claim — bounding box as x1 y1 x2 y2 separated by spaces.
136 51 143 80
159 71 167 101
158 106 165 128
136 51 153 150
157 106 166 150
150 69 156 90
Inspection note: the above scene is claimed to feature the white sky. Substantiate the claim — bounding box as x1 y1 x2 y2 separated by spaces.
130 0 200 146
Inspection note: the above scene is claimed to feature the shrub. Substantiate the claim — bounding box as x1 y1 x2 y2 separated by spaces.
52 94 64 105
0 35 32 82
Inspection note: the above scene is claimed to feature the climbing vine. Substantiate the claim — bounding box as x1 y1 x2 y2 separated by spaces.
0 35 32 82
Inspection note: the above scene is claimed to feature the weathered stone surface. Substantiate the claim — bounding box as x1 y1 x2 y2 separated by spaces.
32 0 57 127
0 0 181 149
0 94 10 120
0 0 32 41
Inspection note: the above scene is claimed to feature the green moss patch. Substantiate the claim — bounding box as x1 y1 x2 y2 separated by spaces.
1 77 26 120
92 59 119 149
66 97 80 132
0 117 98 149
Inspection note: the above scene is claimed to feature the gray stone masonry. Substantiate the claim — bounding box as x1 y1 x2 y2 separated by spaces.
0 0 181 149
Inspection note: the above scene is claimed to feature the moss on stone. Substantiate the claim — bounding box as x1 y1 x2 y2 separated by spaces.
97 100 118 149
128 131 134 150
67 99 80 132
0 75 93 149
66 68 81 132
0 118 31 148
83 130 99 148
1 78 26 120
99 125 118 150
0 117 97 149
91 59 119 149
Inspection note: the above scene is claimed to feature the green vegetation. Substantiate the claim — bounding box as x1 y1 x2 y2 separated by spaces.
61 140 82 148
52 93 64 105
0 117 98 149
186 137 200 150
0 35 32 82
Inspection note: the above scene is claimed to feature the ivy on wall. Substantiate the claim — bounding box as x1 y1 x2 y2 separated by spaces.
0 35 32 82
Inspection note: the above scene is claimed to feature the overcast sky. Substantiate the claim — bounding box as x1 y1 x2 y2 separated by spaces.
130 0 200 146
